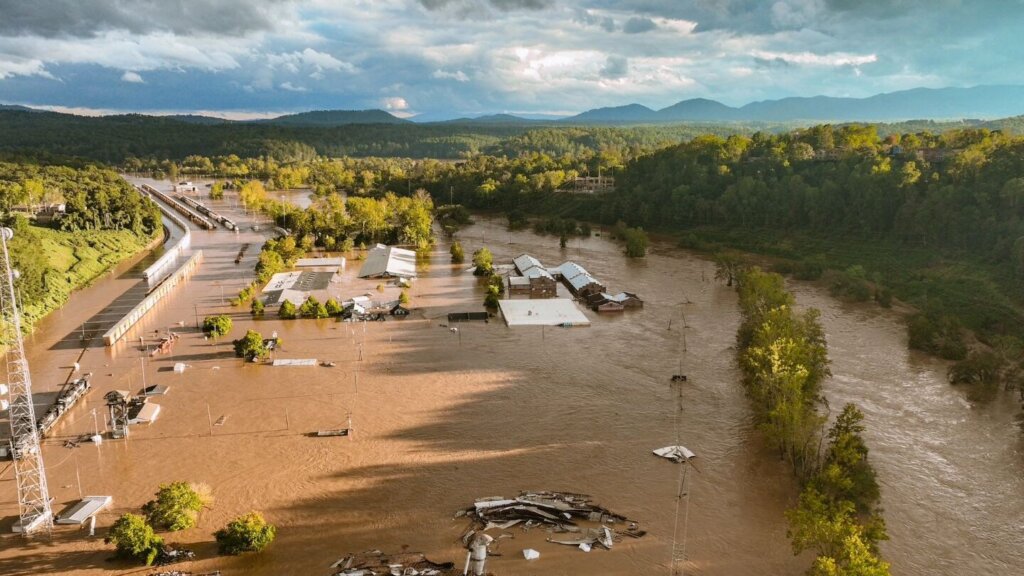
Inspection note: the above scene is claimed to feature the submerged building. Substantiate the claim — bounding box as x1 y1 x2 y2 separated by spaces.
358 244 417 279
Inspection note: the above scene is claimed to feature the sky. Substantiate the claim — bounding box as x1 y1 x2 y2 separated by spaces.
0 0 1022 120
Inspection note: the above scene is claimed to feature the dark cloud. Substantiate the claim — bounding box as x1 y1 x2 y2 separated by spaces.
419 0 553 11
573 8 616 32
599 55 628 78
622 16 657 34
0 0 286 37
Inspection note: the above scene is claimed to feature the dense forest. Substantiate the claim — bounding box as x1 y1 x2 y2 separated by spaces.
0 162 162 331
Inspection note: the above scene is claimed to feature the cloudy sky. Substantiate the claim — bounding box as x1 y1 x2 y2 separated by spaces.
0 0 1021 119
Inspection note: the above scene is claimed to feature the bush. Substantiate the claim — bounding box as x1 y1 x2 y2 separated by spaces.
450 241 465 264
622 227 648 258
202 315 233 338
399 289 410 305
472 247 493 276
325 298 343 316
948 350 1004 385
484 285 500 308
299 296 325 318
106 513 164 565
215 512 276 555
234 330 269 360
794 256 826 281
908 310 967 360
279 300 297 319
142 481 210 531
250 299 265 316
828 265 872 302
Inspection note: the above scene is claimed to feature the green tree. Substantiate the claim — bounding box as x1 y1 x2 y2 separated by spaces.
325 298 343 316
142 481 211 531
450 240 465 264
399 289 410 305
484 285 501 308
472 247 493 276
714 251 750 287
623 227 648 258
202 314 233 338
105 513 164 566
250 298 265 316
215 511 276 555
279 300 298 319
299 295 327 318
210 181 225 200
233 330 269 360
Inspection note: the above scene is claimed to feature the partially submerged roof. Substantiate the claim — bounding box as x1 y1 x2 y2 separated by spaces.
513 254 544 274
521 265 555 281
358 244 417 278
567 271 603 291
56 496 112 525
498 298 591 327
555 261 590 280
295 257 345 268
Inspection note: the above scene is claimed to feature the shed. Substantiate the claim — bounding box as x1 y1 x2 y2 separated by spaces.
513 254 544 275
127 402 161 425
358 244 417 278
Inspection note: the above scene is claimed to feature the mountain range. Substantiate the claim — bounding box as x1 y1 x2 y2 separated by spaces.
3 85 1024 126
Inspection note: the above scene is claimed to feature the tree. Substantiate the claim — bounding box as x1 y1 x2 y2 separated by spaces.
106 513 164 565
250 298 265 316
472 247 493 276
325 298 343 316
233 330 269 360
210 181 225 200
450 240 465 264
399 289 410 305
239 180 268 211
623 227 648 257
142 481 211 531
215 511 276 555
202 314 233 338
279 300 297 319
299 295 327 318
560 232 568 249
484 285 500 308
714 251 750 287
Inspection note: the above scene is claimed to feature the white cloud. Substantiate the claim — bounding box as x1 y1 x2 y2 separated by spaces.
432 69 469 82
121 71 144 83
279 81 307 91
268 48 356 74
381 96 409 110
0 56 53 80
752 50 878 67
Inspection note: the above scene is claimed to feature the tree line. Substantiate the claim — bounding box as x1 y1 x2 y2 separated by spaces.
733 266 889 575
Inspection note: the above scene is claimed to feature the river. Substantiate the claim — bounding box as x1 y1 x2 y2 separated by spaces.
0 209 1019 575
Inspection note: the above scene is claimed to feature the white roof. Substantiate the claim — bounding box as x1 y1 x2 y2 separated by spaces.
129 403 161 425
295 257 345 267
509 276 530 286
273 359 318 366
358 244 417 278
521 265 555 281
262 271 301 293
556 261 590 280
498 298 591 327
567 272 602 291
56 496 112 525
600 292 635 303
513 254 544 274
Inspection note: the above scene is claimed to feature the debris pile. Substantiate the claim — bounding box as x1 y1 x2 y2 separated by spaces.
329 550 457 576
653 445 697 463
456 491 645 552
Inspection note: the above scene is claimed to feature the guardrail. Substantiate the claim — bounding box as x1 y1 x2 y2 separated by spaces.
140 188 192 284
140 184 216 230
102 250 203 346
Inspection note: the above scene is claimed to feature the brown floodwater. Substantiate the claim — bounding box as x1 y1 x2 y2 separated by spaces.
0 193 1020 575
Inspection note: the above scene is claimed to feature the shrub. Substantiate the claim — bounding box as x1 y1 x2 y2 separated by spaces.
325 298 343 316
472 247 493 276
948 350 1004 385
215 512 276 555
484 285 500 308
106 513 163 565
907 310 967 360
279 300 297 319
450 241 465 264
233 330 268 360
299 296 322 318
399 289 410 305
828 266 872 302
202 315 233 338
142 481 210 531
250 299 265 316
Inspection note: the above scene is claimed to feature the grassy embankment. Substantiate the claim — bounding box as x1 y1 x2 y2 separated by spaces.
18 225 159 332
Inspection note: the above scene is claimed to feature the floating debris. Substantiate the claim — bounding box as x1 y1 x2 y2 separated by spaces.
329 550 457 575
457 491 645 553
522 549 540 560
653 446 697 463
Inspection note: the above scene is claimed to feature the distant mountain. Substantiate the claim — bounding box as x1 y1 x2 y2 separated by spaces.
439 113 543 125
260 109 410 126
566 86 1024 124
0 104 42 113
568 103 659 123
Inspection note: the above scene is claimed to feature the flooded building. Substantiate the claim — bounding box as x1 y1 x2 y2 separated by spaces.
554 261 606 298
509 253 557 297
587 291 644 311
358 244 417 279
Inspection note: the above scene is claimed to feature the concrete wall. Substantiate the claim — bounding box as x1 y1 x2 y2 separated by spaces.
102 251 203 346
141 192 192 285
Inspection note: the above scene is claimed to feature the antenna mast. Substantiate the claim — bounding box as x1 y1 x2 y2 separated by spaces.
1 227 53 535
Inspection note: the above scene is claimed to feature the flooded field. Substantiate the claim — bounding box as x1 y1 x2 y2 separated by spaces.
0 199 1021 575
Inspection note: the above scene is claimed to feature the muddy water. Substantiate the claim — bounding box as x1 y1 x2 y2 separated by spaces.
0 206 1019 575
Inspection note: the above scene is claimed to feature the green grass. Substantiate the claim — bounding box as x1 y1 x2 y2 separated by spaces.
19 226 157 332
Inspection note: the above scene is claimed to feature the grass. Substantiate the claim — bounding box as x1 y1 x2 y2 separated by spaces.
18 225 158 332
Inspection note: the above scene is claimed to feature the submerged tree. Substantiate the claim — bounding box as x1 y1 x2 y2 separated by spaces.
215 512 276 555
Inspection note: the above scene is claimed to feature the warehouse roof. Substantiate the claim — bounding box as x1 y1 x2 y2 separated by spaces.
358 244 417 278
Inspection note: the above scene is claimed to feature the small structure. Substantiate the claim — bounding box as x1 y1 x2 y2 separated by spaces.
358 244 417 279
390 303 411 316
593 300 624 313
554 261 607 298
56 496 112 525
105 390 131 439
510 253 558 297
498 298 590 327
295 257 345 268
587 291 644 311
127 401 161 425
173 181 198 193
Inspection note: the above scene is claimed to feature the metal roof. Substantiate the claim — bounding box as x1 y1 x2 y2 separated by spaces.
358 244 417 278
555 261 590 280
513 254 544 274
567 272 602 291
520 265 555 281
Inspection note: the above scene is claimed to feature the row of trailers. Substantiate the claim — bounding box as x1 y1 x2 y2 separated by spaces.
2 376 92 459
139 184 236 231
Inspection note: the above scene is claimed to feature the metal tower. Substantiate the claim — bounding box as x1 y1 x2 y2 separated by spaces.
0 227 53 535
